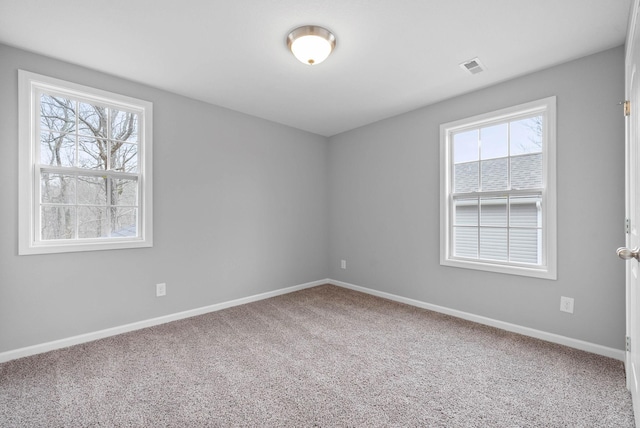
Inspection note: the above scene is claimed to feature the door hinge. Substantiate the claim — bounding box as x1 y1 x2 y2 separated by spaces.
627 336 631 352
624 100 631 117
627 218 631 234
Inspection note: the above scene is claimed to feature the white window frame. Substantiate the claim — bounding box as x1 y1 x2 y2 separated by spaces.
439 96 557 279
18 70 153 255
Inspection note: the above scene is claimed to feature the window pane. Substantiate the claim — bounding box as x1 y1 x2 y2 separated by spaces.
41 206 76 240
111 109 138 143
479 228 508 261
454 162 479 193
454 199 478 226
40 95 75 133
77 176 107 206
111 178 138 206
480 123 508 160
510 228 541 264
511 153 542 190
453 130 478 163
480 197 507 226
40 131 75 166
111 142 138 173
110 207 137 237
78 206 108 238
454 227 478 258
41 173 75 204
78 102 108 138
481 158 508 191
510 116 543 155
510 196 541 227
78 138 107 170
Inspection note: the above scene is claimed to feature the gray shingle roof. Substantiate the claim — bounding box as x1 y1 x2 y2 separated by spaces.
454 153 542 193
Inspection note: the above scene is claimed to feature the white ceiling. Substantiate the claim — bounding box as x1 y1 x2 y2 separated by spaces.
0 0 632 137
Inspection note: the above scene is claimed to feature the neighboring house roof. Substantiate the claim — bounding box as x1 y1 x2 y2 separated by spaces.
454 153 542 193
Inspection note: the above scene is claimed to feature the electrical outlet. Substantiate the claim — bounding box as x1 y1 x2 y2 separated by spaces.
560 296 574 314
156 283 166 297
341 259 346 269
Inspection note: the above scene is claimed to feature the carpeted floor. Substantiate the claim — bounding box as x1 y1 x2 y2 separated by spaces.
0 284 635 427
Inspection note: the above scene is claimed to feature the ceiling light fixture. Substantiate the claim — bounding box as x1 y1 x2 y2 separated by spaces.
287 25 336 66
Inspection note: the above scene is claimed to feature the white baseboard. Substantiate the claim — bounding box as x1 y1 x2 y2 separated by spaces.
0 279 326 364
1 278 624 363
329 279 625 361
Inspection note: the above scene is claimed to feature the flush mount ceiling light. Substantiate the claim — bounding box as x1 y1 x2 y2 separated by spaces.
287 25 336 65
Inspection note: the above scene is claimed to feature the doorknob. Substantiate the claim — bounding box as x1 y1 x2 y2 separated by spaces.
617 247 640 261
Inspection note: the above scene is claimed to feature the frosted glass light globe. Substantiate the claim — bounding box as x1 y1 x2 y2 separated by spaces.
291 35 332 65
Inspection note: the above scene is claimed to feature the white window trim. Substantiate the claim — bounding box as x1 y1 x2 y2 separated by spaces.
439 96 557 280
18 70 153 255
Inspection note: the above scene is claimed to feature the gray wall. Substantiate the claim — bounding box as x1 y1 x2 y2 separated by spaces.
0 43 626 355
328 46 626 350
0 44 330 353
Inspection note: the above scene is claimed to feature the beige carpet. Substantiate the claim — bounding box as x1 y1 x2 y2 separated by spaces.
0 284 634 427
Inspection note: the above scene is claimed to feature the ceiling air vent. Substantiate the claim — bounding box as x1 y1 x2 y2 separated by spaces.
460 57 485 75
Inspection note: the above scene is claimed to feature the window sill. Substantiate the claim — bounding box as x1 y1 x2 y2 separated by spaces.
19 238 152 255
440 257 557 280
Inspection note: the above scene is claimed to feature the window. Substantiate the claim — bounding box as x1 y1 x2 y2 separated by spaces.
440 97 556 279
19 70 153 255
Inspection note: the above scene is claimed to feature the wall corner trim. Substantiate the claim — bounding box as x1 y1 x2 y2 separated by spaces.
0 278 623 363
328 279 625 361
